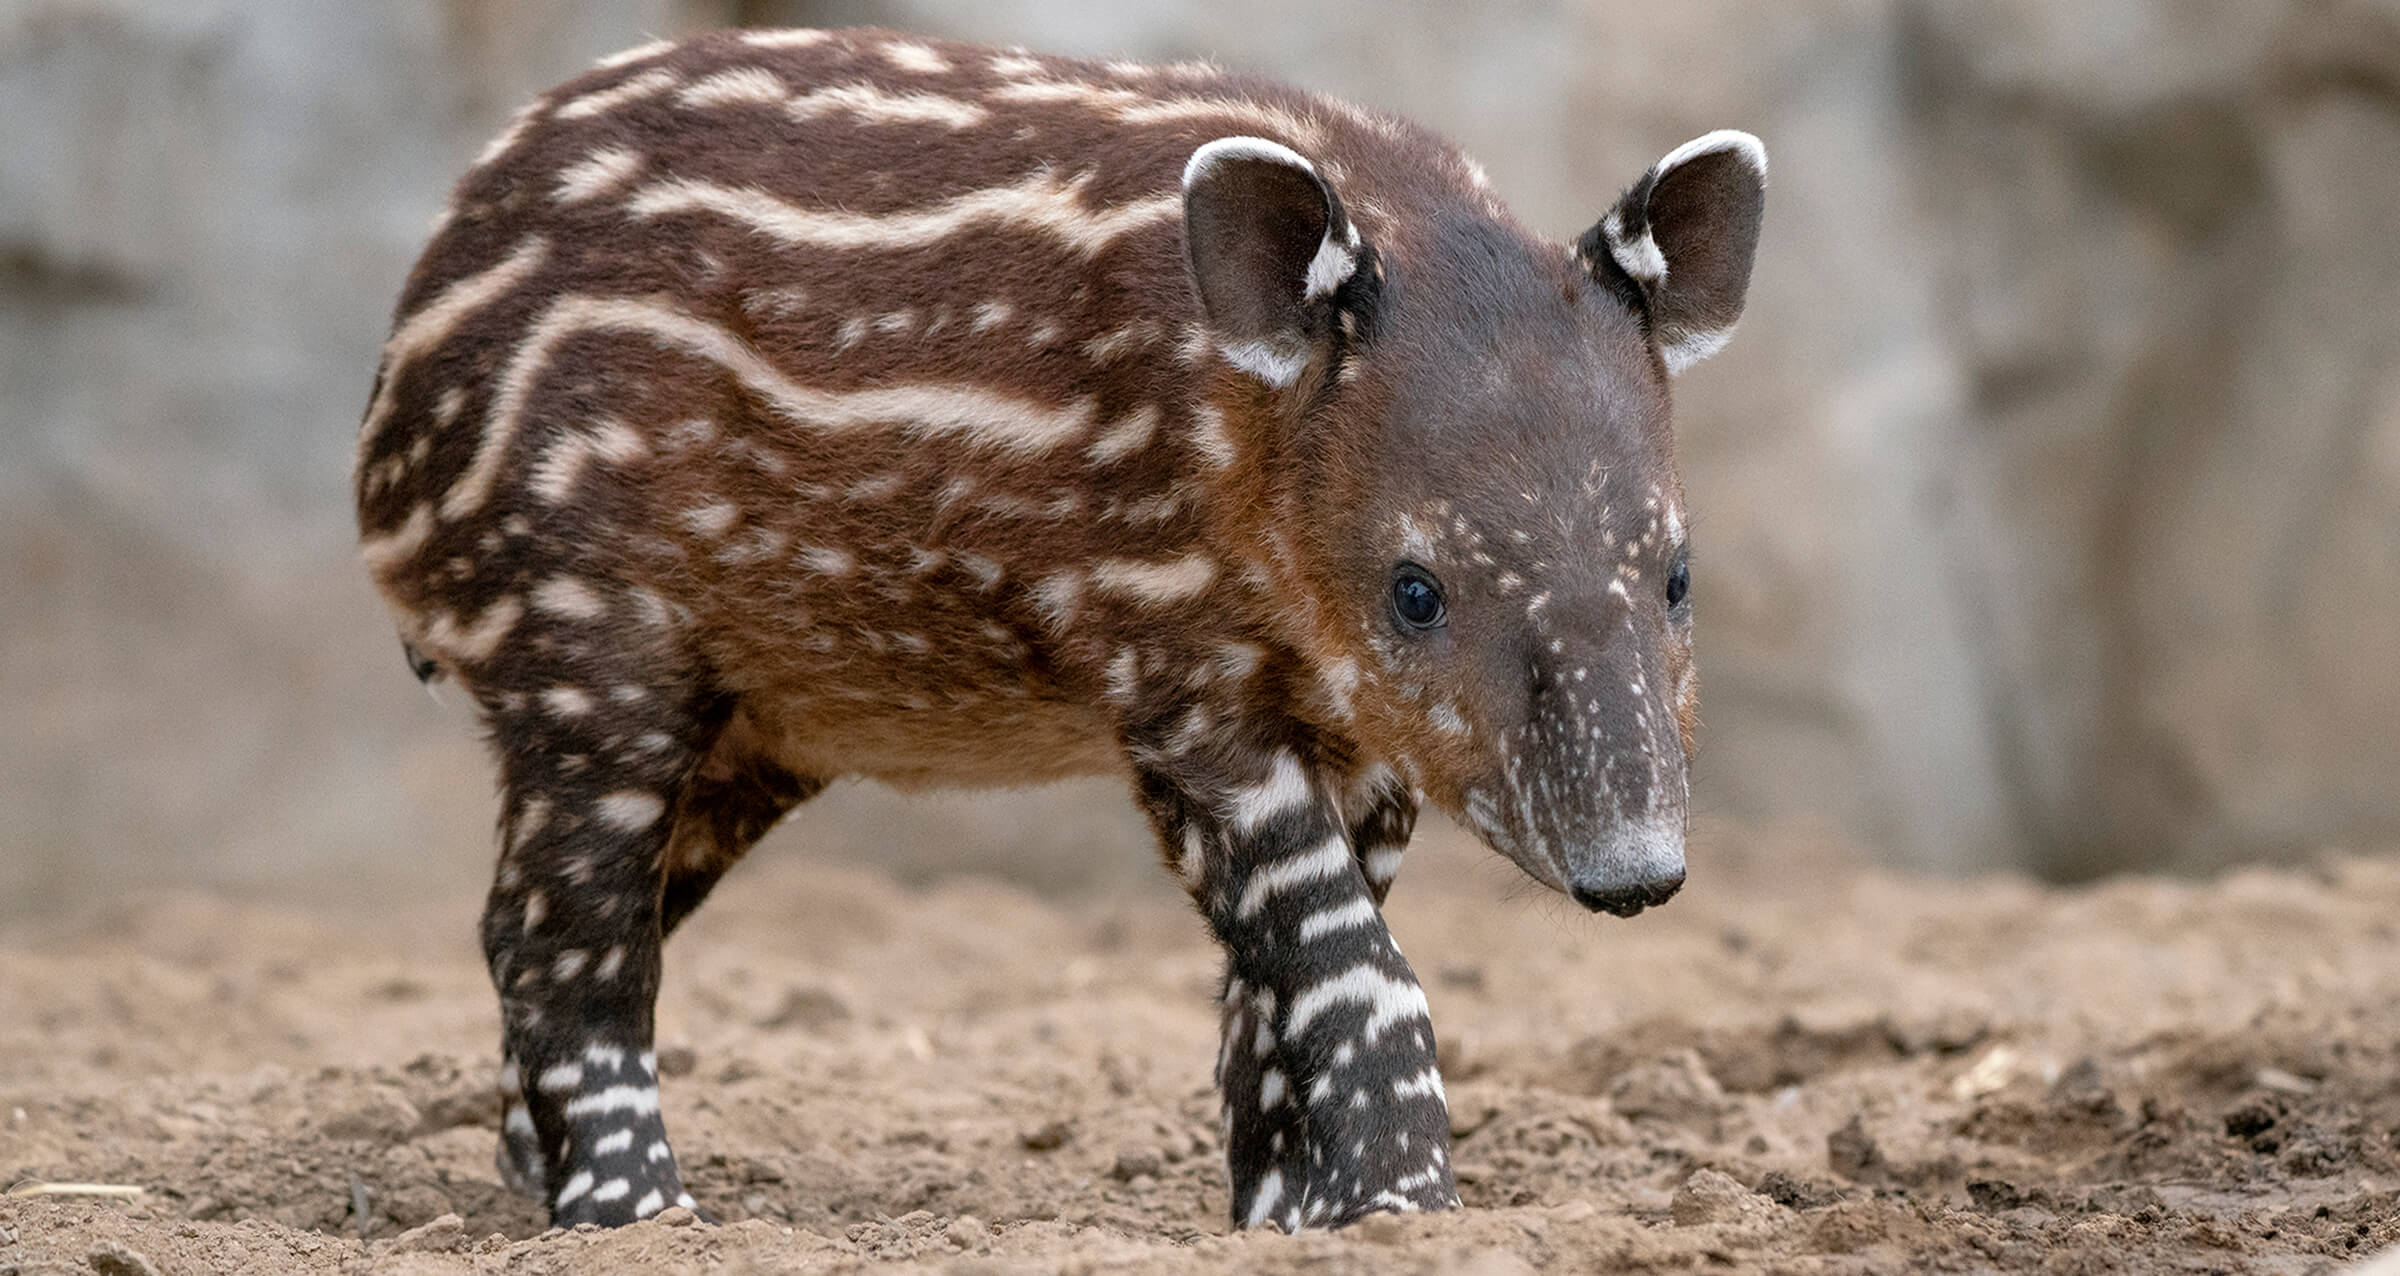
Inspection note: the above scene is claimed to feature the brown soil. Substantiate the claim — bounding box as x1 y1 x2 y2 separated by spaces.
7 825 2400 1274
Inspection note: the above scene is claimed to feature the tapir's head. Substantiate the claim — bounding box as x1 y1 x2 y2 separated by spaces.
1182 128 1766 916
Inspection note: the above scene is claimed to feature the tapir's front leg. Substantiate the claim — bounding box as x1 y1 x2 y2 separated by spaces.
1133 739 1458 1231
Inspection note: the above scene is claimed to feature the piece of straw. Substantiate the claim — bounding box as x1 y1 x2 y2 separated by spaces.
4 1180 147 1199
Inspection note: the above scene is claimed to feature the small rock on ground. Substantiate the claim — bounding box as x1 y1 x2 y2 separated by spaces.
1672 1168 1784 1227
386 1213 465 1254
87 1242 162 1276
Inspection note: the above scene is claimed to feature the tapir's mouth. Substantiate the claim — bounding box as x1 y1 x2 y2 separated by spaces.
1569 873 1686 918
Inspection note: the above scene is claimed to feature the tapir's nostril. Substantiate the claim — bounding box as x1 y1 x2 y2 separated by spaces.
1570 871 1686 918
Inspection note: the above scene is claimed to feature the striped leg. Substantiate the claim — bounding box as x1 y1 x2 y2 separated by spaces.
479 675 712 1227
1207 764 1419 1225
1214 969 1313 1225
487 693 820 1220
1135 743 1458 1231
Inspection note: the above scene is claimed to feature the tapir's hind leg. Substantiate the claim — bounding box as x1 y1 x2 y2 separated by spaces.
476 661 708 1225
476 646 817 1225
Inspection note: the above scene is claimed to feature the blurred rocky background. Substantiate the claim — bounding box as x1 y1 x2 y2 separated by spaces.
4 0 2396 917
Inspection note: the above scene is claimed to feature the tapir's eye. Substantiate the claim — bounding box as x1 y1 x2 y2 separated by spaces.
1666 552 1691 611
1390 564 1446 631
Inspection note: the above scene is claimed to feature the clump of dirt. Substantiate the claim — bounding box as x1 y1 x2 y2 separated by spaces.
6 828 2400 1273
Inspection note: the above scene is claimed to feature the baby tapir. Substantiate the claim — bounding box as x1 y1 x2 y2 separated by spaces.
352 26 1765 1233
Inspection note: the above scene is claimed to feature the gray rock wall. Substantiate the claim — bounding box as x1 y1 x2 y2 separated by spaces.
3 0 2394 915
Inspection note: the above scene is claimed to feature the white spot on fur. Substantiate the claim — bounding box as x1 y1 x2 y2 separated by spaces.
554 1170 595 1207
1260 1068 1287 1108
1208 641 1264 682
1303 232 1356 301
543 687 593 717
1083 322 1158 363
1089 554 1217 605
845 473 906 502
1319 657 1360 719
879 39 950 74
956 553 1005 589
419 595 523 665
537 1062 583 1092
471 100 544 170
1189 403 1237 467
1284 963 1431 1043
556 69 679 120
1033 569 1085 632
1177 825 1206 885
596 790 666 830
1236 834 1352 918
596 39 675 69
677 66 788 109
533 576 606 620
1245 1168 1286 1230
563 1085 661 1118
1230 753 1314 834
1392 1066 1446 1102
741 29 832 49
797 545 857 576
553 146 645 204
358 503 434 578
1298 896 1378 942
785 81 988 129
1105 647 1140 704
680 503 739 538
527 417 650 507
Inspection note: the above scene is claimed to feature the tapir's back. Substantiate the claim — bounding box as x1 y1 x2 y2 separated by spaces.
352 28 1427 783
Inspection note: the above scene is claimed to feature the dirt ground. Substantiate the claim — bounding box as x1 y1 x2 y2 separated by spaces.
8 822 2400 1274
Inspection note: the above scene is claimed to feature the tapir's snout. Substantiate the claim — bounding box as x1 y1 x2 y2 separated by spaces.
1570 872 1685 917
1564 818 1687 918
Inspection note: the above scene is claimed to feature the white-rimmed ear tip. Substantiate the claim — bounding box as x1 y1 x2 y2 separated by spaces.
1657 128 1767 181
1183 135 1316 189
1660 325 1736 375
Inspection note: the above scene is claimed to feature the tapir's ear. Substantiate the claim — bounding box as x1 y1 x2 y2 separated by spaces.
1579 129 1767 375
1182 136 1366 389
